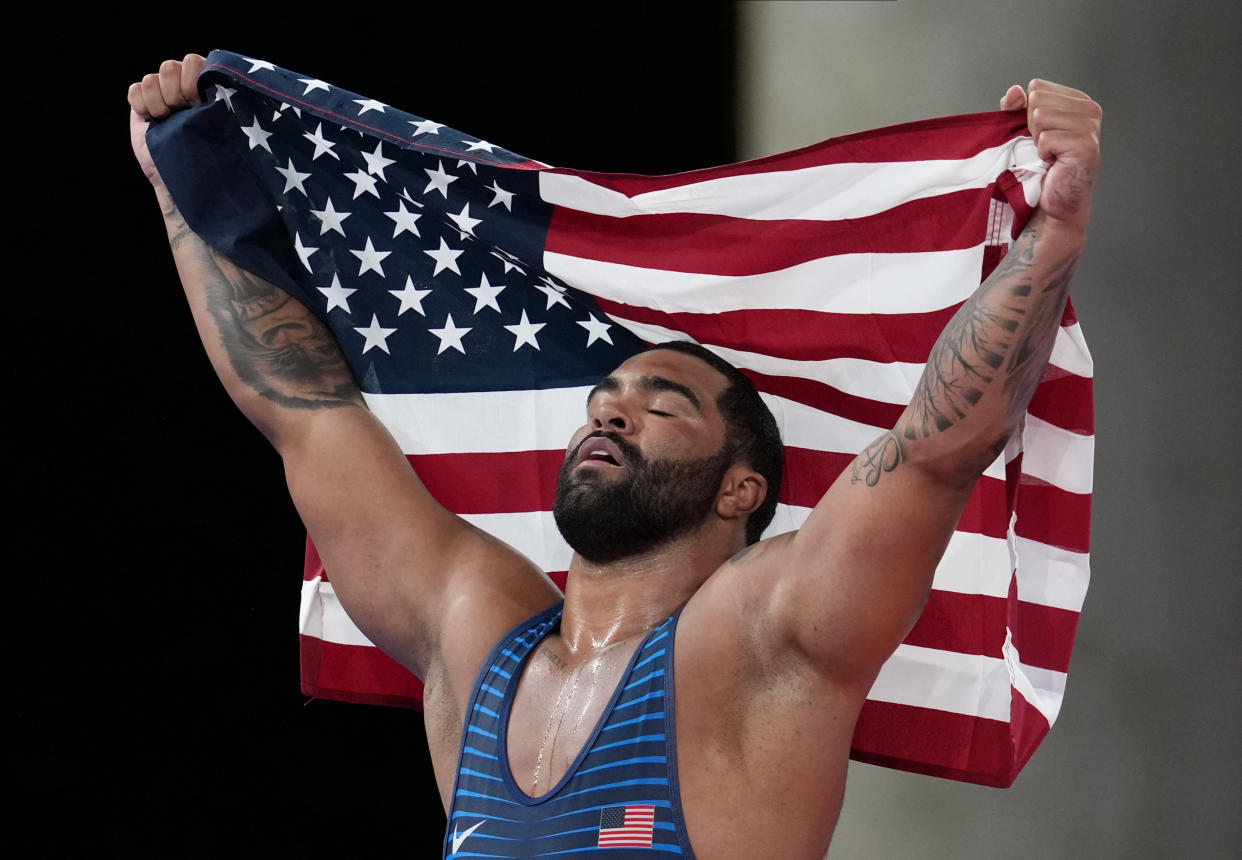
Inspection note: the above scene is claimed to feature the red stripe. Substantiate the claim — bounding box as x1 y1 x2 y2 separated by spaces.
552 111 1029 195
1010 686 1054 778
409 450 564 513
396 445 1089 551
1028 371 1094 435
905 590 1079 672
850 700 1021 787
547 190 996 276
1013 479 1091 552
599 297 958 364
300 636 424 708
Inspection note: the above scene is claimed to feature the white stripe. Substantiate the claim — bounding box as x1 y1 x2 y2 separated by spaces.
1013 536 1091 613
461 510 574 573
609 312 923 406
1021 415 1095 494
299 579 373 647
363 387 590 454
1003 627 1067 724
545 247 983 315
868 644 1013 720
540 138 1043 221
1050 322 1094 379
365 387 887 459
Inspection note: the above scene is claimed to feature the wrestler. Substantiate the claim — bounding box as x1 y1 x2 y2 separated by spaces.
129 55 1100 858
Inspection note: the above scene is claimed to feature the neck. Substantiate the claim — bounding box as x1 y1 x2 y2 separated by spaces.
558 526 739 655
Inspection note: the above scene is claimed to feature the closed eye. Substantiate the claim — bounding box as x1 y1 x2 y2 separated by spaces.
648 409 673 417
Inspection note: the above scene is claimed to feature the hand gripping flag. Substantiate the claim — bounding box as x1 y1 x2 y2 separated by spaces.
148 50 1093 787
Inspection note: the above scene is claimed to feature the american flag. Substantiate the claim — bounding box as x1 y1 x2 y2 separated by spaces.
148 50 1093 788
597 805 656 848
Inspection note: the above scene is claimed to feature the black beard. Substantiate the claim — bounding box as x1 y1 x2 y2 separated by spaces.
553 431 732 564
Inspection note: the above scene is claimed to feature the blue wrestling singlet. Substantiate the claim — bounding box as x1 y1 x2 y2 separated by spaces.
443 604 697 858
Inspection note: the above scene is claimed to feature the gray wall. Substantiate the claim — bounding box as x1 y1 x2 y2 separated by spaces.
739 2 1241 858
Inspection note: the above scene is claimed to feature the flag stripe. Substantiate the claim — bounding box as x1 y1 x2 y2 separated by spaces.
304 572 1079 671
539 137 1039 221
546 247 985 315
546 190 1000 277
545 111 1031 197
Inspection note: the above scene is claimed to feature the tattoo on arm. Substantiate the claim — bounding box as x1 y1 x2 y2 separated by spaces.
164 200 363 411
854 222 1075 487
849 432 905 487
902 225 1074 441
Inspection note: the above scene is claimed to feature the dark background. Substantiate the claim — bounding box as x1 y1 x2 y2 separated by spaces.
19 9 736 855
18 3 1242 857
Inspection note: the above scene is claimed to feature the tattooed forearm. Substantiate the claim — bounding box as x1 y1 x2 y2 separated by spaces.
901 221 1075 444
196 246 363 410
161 196 194 252
163 202 363 412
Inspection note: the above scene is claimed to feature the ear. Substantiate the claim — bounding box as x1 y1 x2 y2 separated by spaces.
715 465 767 522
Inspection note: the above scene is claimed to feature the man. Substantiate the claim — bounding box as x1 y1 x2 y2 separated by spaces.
129 55 1100 857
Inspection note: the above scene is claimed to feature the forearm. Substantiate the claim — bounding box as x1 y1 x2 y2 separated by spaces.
154 184 364 447
871 211 1082 484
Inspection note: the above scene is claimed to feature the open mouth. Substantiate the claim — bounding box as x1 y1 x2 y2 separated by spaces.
575 435 626 468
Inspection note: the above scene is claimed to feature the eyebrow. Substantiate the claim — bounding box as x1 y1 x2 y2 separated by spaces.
586 374 703 413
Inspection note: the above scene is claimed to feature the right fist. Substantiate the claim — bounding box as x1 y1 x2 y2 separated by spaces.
127 54 206 187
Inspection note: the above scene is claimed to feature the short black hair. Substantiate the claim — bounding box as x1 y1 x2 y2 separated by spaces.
644 341 784 544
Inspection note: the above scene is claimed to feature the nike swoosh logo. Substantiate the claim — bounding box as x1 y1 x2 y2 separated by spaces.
451 819 486 854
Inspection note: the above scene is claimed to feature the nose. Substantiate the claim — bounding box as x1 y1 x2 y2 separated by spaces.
589 394 633 433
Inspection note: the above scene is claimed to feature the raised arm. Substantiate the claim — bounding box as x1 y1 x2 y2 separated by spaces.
128 57 559 679
748 81 1100 685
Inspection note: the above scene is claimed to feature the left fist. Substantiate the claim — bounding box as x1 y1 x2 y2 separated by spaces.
1001 80 1101 232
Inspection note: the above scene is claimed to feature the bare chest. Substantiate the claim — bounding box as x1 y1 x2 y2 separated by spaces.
505 637 642 797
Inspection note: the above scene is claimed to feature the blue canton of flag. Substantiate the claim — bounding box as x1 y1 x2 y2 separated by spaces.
148 52 644 399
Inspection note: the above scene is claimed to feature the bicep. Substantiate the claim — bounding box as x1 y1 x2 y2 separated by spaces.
770 428 978 681
282 407 558 676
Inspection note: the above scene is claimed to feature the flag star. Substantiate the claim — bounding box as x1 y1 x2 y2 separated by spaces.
384 200 421 238
362 142 396 180
456 159 479 174
274 102 302 119
293 232 317 271
213 84 238 110
353 98 387 115
535 282 571 310
354 314 397 354
242 57 276 73
424 238 464 276
345 169 381 199
389 276 432 316
299 78 330 95
504 309 546 351
577 314 614 346
487 181 514 210
311 197 351 236
423 161 458 198
448 203 483 237
274 158 311 196
302 123 340 161
465 273 506 314
240 118 274 153
490 248 527 274
428 314 471 354
350 237 391 276
318 274 357 313
398 187 424 206
465 139 496 153
409 118 443 136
